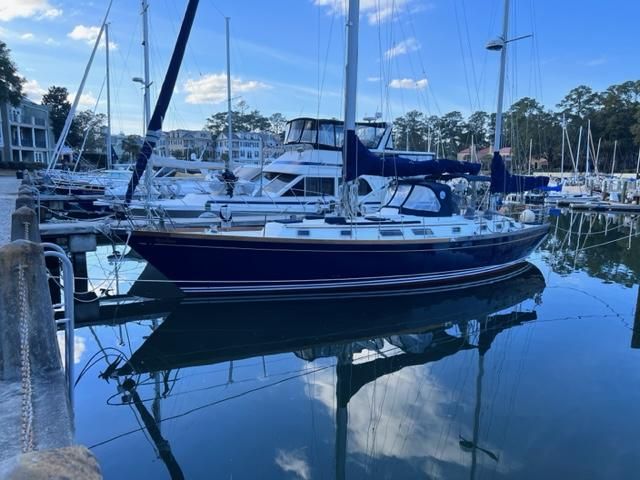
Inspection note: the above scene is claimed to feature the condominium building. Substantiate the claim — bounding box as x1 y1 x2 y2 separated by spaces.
0 98 55 165
214 131 284 165
157 129 214 160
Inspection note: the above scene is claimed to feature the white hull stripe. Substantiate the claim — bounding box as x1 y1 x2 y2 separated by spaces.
179 258 528 293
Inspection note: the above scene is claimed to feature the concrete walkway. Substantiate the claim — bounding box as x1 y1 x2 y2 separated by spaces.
0 174 19 246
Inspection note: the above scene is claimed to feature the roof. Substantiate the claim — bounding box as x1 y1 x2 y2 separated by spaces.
459 146 512 156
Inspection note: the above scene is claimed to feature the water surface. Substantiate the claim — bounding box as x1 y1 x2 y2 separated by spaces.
73 212 640 479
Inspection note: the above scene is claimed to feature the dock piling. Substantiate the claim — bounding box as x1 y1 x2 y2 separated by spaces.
11 206 40 243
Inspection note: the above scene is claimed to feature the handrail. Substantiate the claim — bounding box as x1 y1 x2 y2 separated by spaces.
42 243 75 407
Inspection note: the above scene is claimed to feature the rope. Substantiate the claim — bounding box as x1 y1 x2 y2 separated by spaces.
17 263 34 453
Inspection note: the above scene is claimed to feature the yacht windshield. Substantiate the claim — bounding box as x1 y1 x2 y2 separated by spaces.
284 119 387 149
262 173 299 194
356 125 385 149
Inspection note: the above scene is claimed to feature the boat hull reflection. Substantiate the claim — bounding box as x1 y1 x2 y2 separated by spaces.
117 262 545 376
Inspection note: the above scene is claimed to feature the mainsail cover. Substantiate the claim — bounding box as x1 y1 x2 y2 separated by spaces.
343 130 481 181
490 151 549 194
124 0 200 203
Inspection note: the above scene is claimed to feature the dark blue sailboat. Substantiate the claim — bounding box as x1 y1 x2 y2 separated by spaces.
125 0 548 297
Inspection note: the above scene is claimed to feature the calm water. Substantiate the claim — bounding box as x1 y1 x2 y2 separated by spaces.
72 212 640 479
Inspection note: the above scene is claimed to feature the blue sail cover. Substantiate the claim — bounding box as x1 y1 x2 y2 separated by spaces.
125 0 200 203
110 145 119 165
490 151 549 194
343 130 481 181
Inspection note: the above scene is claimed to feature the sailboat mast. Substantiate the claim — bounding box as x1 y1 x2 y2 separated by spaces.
585 120 591 177
343 0 359 139
338 0 360 216
225 17 233 172
560 114 566 178
575 126 582 174
142 0 152 129
105 23 112 170
528 138 532 175
125 0 201 203
492 0 510 153
48 0 113 172
141 0 153 211
611 140 617 176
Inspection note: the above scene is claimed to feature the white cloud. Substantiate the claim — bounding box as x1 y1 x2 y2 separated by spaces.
314 0 425 25
384 37 420 59
0 0 62 21
584 56 606 67
45 37 59 46
20 32 34 40
68 91 98 109
68 24 117 49
367 76 381 82
23 79 46 101
307 346 518 477
183 73 269 105
57 333 86 365
389 77 428 89
274 449 310 480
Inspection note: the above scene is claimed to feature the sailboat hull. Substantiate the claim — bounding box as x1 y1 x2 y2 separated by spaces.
128 225 549 296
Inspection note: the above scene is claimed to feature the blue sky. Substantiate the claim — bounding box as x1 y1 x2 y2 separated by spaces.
1 0 638 135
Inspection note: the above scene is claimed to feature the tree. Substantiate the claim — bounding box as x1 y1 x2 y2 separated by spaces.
42 86 76 143
0 41 24 106
268 113 288 136
72 110 107 152
393 110 429 151
121 135 142 161
205 107 270 136
464 111 490 149
557 85 600 120
436 111 466 157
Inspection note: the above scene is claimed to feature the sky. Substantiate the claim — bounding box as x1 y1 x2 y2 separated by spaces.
1 0 638 135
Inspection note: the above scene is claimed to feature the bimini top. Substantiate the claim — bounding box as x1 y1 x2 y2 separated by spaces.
343 130 481 181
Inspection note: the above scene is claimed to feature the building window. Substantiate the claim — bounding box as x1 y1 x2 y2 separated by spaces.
11 126 19 146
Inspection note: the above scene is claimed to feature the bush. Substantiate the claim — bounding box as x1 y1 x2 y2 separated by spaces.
0 161 46 171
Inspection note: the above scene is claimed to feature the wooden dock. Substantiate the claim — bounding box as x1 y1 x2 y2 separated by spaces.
569 202 640 214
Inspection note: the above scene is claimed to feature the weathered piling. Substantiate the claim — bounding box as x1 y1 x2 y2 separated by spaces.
11 206 41 243
0 183 103 478
0 242 72 455
15 194 36 211
0 241 102 478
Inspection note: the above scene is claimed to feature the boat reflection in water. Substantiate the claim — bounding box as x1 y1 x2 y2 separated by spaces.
97 263 544 479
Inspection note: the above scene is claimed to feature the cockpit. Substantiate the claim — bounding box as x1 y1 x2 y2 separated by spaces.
283 118 388 150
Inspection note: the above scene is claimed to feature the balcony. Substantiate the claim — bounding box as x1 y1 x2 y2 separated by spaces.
9 111 47 127
20 127 33 148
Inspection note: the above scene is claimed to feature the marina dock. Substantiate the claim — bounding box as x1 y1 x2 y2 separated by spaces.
0 174 102 479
